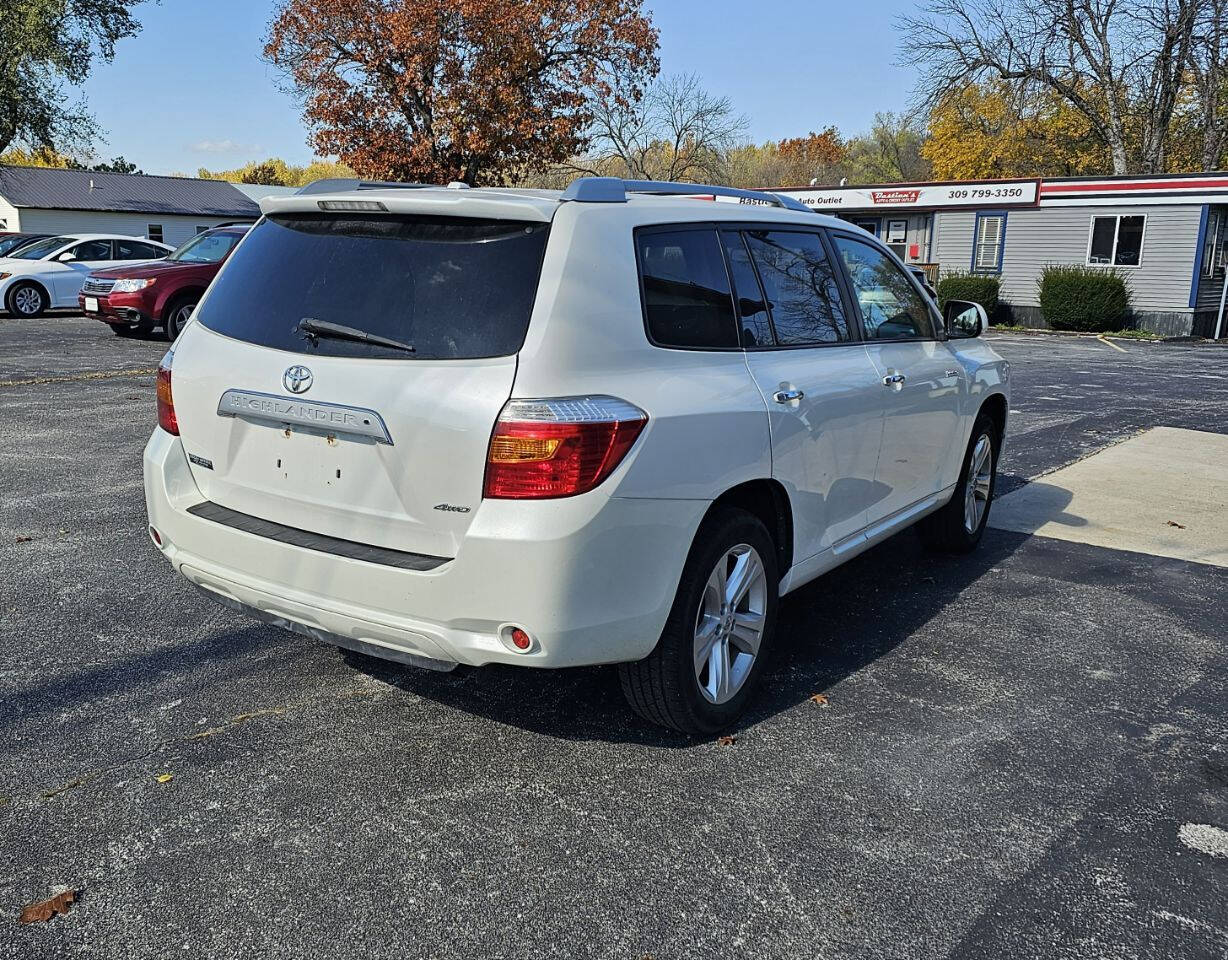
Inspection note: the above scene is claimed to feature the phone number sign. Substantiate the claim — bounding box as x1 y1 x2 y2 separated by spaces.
779 180 1039 211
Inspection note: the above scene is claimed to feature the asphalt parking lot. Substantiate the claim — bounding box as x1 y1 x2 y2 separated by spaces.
2 316 1226 960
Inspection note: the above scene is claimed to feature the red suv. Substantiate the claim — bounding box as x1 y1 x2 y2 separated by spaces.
81 225 250 340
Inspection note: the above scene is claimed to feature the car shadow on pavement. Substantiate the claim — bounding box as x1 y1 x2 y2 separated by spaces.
349 524 1038 748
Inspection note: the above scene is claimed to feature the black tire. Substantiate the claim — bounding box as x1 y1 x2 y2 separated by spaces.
163 295 198 341
917 410 1000 553
619 508 779 735
6 281 47 318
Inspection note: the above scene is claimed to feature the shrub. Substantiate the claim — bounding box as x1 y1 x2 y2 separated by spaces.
936 272 1005 325
1039 265 1132 332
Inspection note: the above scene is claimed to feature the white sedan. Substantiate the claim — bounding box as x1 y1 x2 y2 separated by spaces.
0 234 173 318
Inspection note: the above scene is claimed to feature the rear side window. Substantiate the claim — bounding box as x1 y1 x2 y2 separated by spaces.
636 228 738 349
195 214 550 360
721 230 773 348
744 230 850 345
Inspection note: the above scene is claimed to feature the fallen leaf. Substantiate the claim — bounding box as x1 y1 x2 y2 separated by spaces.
809 693 830 706
15 536 33 544
155 773 173 784
1166 520 1186 529
18 890 76 924
717 735 736 746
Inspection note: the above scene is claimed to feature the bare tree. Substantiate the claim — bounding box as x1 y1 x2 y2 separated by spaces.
900 0 1202 174
578 72 747 182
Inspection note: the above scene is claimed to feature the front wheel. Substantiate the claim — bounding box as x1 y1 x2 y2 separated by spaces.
619 508 778 735
164 297 197 341
918 411 1000 553
6 282 47 318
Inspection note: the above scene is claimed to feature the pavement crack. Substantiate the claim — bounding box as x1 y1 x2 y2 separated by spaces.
0 368 157 389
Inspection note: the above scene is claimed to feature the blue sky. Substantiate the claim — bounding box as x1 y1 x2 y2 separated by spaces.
79 0 920 175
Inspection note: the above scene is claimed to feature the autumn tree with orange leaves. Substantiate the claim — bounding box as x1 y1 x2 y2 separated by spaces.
264 0 659 185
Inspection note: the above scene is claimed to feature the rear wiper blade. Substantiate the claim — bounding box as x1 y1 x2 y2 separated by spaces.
298 317 416 353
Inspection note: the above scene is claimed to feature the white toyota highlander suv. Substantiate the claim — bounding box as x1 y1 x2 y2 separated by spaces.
143 177 1009 734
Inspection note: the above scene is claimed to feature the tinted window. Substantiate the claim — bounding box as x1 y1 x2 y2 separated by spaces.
744 230 849 345
116 240 164 260
71 240 114 261
833 234 935 340
720 230 773 347
195 214 549 360
637 229 738 348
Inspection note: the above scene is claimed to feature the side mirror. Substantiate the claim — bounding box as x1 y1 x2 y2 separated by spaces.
944 299 988 339
56 250 77 263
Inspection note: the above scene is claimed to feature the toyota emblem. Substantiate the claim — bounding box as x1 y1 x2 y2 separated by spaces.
283 365 313 394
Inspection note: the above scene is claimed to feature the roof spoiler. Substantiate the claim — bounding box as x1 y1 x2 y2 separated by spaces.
559 177 812 213
296 178 472 195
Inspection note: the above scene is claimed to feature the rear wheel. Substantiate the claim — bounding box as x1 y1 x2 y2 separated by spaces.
918 411 1000 553
164 296 197 341
6 281 46 318
619 508 778 735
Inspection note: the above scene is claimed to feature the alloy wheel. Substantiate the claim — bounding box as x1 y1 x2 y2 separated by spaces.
169 303 195 339
13 286 42 316
963 433 993 533
693 543 768 705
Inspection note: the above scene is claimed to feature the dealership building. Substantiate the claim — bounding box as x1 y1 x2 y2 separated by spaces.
776 173 1228 337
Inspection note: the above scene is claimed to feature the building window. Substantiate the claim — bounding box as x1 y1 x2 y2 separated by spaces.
1088 214 1145 267
196 225 209 235
1202 210 1224 278
972 212 1007 273
147 224 164 243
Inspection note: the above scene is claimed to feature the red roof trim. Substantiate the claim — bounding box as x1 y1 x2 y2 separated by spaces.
1040 178 1228 194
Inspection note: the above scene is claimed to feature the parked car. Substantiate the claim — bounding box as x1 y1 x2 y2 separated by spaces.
0 232 51 258
143 178 1009 734
81 225 251 340
0 234 173 318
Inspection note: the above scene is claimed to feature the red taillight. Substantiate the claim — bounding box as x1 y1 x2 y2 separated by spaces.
483 396 647 499
156 350 178 436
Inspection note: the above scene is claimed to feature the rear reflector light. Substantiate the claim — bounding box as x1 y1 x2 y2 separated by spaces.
484 396 647 499
156 349 179 436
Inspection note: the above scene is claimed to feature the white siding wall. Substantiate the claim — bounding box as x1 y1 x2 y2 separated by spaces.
933 204 1201 311
0 197 20 231
13 210 237 248
933 210 976 272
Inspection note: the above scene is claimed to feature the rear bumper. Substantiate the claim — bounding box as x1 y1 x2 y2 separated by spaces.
143 428 706 669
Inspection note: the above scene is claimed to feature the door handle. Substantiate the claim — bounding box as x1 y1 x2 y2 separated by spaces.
882 373 906 386
773 389 805 403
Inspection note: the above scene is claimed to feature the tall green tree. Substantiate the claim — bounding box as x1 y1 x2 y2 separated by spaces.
0 0 143 156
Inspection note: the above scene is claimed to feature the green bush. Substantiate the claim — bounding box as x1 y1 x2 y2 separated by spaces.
937 272 1000 314
936 272 1010 324
1039 265 1132 332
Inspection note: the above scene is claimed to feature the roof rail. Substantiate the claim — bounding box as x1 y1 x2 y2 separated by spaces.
296 177 437 196
560 177 812 213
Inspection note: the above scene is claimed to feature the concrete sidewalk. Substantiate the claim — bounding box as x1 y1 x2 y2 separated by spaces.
990 427 1228 568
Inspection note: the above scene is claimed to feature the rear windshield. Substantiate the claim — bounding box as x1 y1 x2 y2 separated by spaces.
195 214 550 360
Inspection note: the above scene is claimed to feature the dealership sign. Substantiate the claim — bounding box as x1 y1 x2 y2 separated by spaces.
777 179 1040 211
